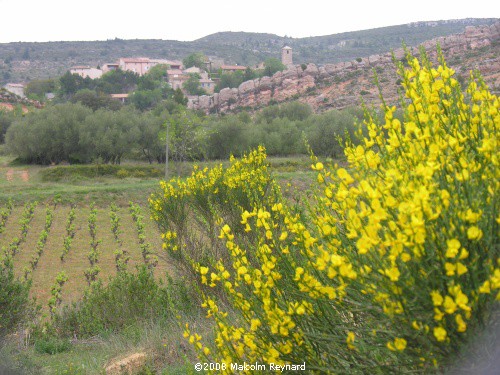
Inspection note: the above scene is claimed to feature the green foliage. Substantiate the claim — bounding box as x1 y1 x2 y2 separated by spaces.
204 102 359 159
59 72 94 98
131 89 163 111
24 78 56 101
0 256 33 338
304 108 361 158
136 113 166 163
146 64 169 81
5 102 92 164
34 336 71 355
39 164 163 181
262 58 286 77
165 111 204 163
52 266 190 337
95 69 139 94
79 107 141 164
204 117 249 160
0 110 17 143
183 75 206 96
71 89 122 111
256 101 313 123
182 52 207 70
5 97 357 165
216 71 241 92
173 88 188 106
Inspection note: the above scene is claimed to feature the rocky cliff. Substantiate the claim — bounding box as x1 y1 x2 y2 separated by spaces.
189 22 500 113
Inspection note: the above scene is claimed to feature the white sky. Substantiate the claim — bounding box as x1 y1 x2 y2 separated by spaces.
0 0 498 43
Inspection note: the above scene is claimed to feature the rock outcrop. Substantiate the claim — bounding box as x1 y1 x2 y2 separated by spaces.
189 22 500 113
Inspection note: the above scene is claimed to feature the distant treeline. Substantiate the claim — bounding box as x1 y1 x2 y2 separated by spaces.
3 101 365 165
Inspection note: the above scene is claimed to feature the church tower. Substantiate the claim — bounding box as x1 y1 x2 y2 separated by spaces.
281 46 293 67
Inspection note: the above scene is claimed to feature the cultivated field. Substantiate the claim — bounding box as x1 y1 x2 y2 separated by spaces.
1 201 171 314
0 155 314 317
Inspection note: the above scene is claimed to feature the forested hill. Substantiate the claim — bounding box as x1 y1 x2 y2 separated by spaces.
0 18 498 84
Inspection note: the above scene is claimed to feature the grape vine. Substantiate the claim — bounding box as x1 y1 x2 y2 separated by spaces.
48 271 69 318
84 203 101 285
60 204 77 262
129 202 157 270
110 203 129 272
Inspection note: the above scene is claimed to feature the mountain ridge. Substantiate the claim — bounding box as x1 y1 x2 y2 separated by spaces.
0 18 498 84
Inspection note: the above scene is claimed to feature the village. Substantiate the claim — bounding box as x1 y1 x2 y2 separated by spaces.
2 46 294 104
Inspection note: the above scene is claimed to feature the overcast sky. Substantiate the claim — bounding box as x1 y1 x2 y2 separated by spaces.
0 0 498 43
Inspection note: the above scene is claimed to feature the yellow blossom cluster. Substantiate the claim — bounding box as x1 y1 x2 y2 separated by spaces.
151 50 499 373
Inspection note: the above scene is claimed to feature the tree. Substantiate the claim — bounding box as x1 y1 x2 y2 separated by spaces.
95 69 139 94
182 52 207 70
72 89 122 111
146 64 169 81
0 110 16 144
243 67 257 82
79 107 140 164
59 72 95 98
183 75 206 96
262 58 286 77
25 78 57 101
215 71 245 92
137 113 166 163
6 103 92 164
172 88 187 106
205 116 248 159
130 89 163 111
164 111 203 166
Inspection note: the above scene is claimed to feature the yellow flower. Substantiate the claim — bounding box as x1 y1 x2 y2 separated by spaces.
430 291 443 306
387 338 407 351
443 296 457 314
433 326 447 342
456 262 468 276
455 291 471 312
250 319 261 331
279 231 288 241
456 314 467 332
445 239 461 258
445 262 456 276
346 331 356 350
467 226 483 240
478 280 491 294
383 267 401 281
337 168 354 184
312 162 324 171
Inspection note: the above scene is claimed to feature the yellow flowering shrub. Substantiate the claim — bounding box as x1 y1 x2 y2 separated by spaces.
150 146 282 277
151 50 499 373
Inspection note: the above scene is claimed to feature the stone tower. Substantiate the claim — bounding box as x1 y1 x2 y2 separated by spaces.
281 46 293 67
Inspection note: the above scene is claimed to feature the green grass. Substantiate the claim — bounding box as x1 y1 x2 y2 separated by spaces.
1 315 209 374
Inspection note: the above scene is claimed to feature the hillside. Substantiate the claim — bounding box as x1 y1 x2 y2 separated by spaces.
0 18 497 84
189 22 500 113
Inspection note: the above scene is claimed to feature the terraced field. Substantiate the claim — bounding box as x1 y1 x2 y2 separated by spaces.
0 200 172 315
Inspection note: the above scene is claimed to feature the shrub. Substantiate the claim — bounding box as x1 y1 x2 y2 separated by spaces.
34 336 71 355
151 50 500 372
53 266 178 337
39 164 163 182
116 169 129 179
150 146 283 281
0 256 33 338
